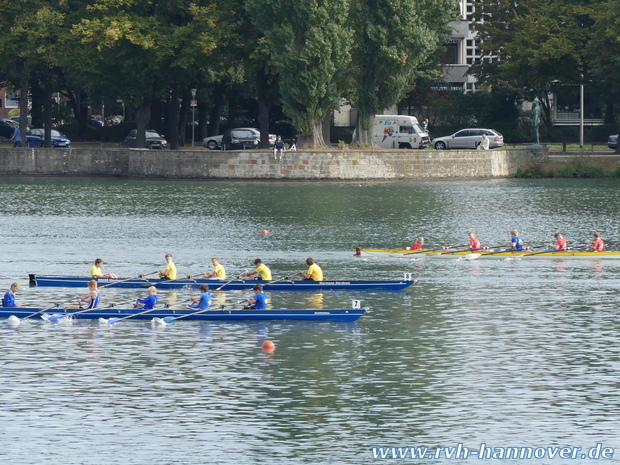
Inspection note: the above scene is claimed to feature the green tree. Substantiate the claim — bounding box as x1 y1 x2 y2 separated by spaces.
246 0 352 146
71 0 220 148
348 0 455 144
472 0 597 129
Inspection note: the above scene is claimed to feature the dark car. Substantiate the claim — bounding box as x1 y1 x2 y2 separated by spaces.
124 129 167 149
221 128 260 150
26 128 71 147
608 134 618 150
0 118 18 139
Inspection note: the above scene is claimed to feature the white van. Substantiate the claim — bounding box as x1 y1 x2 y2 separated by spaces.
374 115 430 149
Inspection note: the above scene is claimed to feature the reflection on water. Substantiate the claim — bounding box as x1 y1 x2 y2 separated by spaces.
1 177 620 464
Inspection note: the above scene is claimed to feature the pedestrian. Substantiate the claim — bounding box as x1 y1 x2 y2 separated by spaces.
274 135 285 160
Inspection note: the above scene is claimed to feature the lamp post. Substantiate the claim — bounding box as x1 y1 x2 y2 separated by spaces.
191 88 197 149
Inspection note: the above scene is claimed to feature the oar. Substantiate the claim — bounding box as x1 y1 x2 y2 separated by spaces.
261 272 303 286
214 274 244 291
521 247 573 257
21 296 82 320
154 300 238 325
104 306 165 324
99 270 159 289
405 243 468 255
143 272 205 287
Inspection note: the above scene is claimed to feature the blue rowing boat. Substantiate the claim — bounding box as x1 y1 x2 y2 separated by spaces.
1 307 366 322
28 274 414 291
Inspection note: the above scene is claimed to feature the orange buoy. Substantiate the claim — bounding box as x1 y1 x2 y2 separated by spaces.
261 229 269 235
262 340 276 351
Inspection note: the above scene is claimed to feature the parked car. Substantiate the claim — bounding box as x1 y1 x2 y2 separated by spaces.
202 127 275 150
0 118 18 139
26 128 71 147
123 129 167 149
221 128 260 150
433 128 504 150
608 134 618 150
202 134 224 150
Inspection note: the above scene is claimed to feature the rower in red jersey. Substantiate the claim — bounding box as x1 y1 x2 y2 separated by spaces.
468 232 481 251
588 232 605 252
550 232 568 250
407 237 424 250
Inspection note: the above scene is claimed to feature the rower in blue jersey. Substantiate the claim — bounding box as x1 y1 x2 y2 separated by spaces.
509 229 524 251
135 286 158 309
245 284 268 310
185 285 211 310
2 283 24 308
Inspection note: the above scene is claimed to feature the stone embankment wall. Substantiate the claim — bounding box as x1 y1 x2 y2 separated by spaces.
0 147 544 179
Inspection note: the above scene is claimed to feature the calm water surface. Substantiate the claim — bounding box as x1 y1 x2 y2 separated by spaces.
1 177 620 464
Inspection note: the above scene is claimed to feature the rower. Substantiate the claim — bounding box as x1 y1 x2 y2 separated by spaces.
183 285 211 310
468 232 482 251
301 257 323 281
406 237 424 251
508 230 524 251
587 232 605 252
135 286 158 309
2 282 25 308
244 284 268 310
204 257 226 279
90 258 118 279
159 253 177 279
549 232 568 251
241 258 272 281
72 279 101 309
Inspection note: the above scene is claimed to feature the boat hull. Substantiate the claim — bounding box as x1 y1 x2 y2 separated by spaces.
29 275 413 290
1 307 366 322
356 248 620 260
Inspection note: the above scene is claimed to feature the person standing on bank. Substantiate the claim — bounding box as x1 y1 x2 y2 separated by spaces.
10 126 22 147
274 135 285 161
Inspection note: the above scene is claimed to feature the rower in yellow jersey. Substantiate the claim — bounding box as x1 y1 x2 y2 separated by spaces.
242 258 272 280
204 257 226 279
301 257 323 281
159 253 177 280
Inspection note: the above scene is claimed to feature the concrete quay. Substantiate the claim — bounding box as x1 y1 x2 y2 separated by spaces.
0 147 545 180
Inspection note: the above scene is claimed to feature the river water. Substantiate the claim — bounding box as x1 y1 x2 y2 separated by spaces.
1 176 620 464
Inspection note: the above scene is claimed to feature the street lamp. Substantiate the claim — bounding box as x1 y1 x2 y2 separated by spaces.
191 88 197 149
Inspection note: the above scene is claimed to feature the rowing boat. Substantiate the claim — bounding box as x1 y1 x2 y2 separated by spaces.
1 307 366 322
28 274 414 290
355 248 620 260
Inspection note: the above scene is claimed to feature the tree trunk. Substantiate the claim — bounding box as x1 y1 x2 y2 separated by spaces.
44 84 54 147
135 101 149 148
18 76 29 146
168 86 181 150
322 112 331 146
311 120 326 146
352 113 376 146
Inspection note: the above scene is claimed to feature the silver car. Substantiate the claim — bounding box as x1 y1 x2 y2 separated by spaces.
433 128 504 150
202 127 276 150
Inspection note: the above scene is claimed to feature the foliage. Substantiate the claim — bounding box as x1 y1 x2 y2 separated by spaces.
516 157 619 178
347 0 455 143
246 0 352 143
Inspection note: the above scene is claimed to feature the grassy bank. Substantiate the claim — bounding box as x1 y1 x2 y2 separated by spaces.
516 155 620 178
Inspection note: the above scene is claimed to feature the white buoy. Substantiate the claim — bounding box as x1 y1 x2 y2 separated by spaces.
7 315 20 326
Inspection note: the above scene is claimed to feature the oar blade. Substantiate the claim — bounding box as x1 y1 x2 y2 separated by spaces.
151 317 167 326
